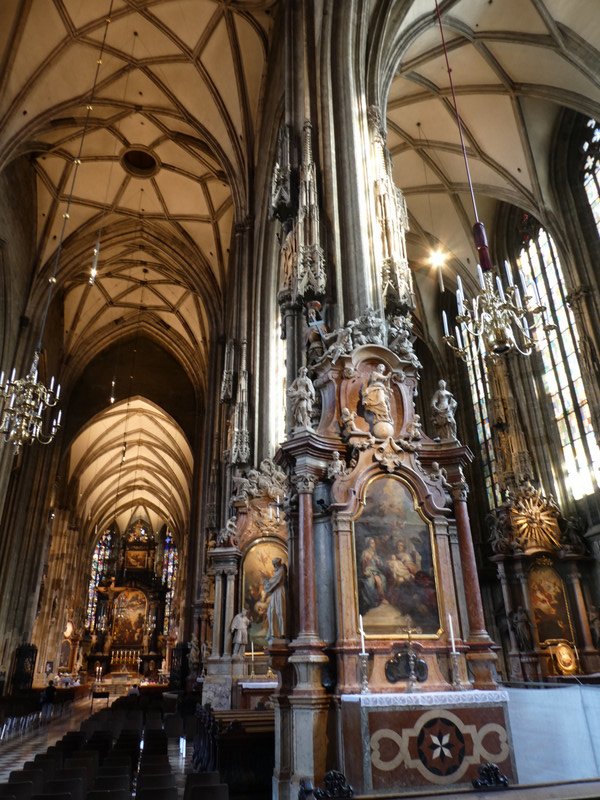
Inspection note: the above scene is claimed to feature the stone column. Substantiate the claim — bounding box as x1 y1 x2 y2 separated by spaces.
291 473 321 648
223 569 236 656
564 559 594 651
450 474 497 689
211 571 223 658
451 478 490 642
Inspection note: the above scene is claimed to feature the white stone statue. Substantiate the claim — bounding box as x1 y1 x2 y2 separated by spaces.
216 516 238 547
362 364 393 424
430 379 458 441
287 366 316 429
230 609 251 657
264 557 287 639
327 451 349 479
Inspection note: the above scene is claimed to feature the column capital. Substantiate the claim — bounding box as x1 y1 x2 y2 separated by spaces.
292 473 318 494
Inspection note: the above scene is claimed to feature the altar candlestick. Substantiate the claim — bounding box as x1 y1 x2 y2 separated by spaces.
359 615 367 655
251 640 255 662
448 613 457 654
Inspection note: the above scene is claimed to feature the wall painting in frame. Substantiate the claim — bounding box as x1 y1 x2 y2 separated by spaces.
528 558 574 644
242 539 288 651
354 475 440 637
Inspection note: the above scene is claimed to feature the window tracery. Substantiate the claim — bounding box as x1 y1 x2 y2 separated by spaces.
85 529 113 628
161 531 178 635
515 216 600 499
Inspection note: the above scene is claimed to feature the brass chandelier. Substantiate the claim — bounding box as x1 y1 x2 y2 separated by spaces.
434 1 552 362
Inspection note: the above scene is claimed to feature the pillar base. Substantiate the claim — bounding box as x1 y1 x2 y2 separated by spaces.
466 645 498 689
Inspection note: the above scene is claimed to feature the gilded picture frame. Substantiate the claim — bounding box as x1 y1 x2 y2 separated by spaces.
242 539 288 651
353 475 441 638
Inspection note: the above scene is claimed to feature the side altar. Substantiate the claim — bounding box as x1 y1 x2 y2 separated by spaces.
270 309 515 798
201 309 516 798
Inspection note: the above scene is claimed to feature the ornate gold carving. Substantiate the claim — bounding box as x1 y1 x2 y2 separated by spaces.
509 482 560 552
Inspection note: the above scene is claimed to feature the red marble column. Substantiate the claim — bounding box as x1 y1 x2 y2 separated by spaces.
293 473 321 647
452 479 491 642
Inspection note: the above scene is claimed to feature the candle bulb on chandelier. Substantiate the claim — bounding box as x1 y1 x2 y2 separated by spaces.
476 264 485 289
495 276 506 302
504 259 514 287
442 310 450 337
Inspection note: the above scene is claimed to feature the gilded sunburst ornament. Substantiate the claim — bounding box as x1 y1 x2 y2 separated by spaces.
509 483 561 552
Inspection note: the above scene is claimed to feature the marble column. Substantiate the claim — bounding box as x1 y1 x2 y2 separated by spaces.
223 570 236 656
211 571 223 658
564 559 594 651
451 475 497 689
451 478 490 642
291 473 321 648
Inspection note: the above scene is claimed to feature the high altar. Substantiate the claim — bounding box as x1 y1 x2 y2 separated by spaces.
202 309 516 798
84 519 172 682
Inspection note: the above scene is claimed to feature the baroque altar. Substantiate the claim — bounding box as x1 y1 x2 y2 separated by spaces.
265 309 515 798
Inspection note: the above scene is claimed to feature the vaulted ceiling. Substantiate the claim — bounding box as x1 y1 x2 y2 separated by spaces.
386 0 600 295
0 0 276 383
0 0 277 541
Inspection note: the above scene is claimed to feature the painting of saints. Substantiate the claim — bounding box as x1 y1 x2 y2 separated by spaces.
113 590 147 645
242 542 288 650
354 476 440 635
528 562 573 643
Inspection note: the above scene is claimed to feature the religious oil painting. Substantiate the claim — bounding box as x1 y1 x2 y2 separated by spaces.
126 549 148 570
354 476 440 636
242 540 288 650
113 589 147 645
528 560 573 644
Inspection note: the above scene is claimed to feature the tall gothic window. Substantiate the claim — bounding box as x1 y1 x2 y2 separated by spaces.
582 118 600 233
162 531 178 635
516 216 600 499
85 529 113 628
465 336 502 508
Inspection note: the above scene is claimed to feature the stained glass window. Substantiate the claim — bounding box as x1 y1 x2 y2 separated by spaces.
582 118 600 233
162 532 178 635
464 333 503 508
516 219 600 499
85 529 113 628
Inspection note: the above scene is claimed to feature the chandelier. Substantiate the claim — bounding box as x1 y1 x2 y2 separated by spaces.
441 224 554 360
0 7 113 453
0 352 61 453
434 1 552 361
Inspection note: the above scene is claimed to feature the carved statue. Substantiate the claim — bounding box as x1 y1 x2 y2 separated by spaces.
362 364 393 423
340 407 361 436
264 558 287 639
233 459 287 503
287 366 316 429
216 516 238 548
327 451 349 479
230 609 251 657
349 307 386 346
430 379 458 441
319 324 353 364
429 461 450 488
561 514 587 555
279 226 297 295
510 606 533 651
487 509 512 555
188 633 200 672
387 314 422 368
